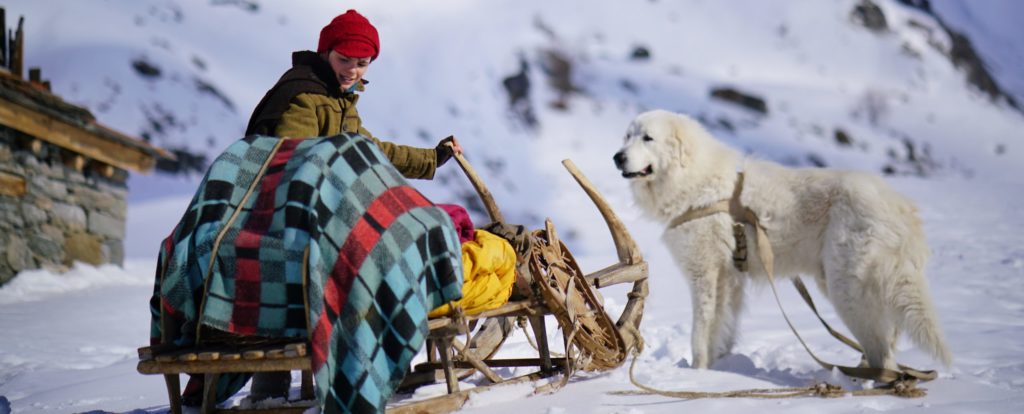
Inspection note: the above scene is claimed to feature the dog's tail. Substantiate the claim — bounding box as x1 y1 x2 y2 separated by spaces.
892 274 953 368
886 201 953 368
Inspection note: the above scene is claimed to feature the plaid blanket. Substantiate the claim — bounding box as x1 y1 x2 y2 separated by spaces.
149 134 463 412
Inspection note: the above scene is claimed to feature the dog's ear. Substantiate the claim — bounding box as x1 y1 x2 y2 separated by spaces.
670 113 690 166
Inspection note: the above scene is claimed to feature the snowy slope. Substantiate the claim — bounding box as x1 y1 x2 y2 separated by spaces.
1 0 1023 413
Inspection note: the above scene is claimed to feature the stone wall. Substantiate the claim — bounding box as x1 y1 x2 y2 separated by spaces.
0 125 127 285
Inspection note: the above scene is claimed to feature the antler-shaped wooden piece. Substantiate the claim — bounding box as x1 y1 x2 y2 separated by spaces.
561 159 648 354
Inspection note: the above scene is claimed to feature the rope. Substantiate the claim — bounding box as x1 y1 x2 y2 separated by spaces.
610 352 927 400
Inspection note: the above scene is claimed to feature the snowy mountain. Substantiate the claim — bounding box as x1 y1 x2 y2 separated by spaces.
1 0 1022 413
5 0 1022 234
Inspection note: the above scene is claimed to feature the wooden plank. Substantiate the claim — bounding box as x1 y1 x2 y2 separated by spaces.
137 356 310 374
0 97 155 172
0 171 26 197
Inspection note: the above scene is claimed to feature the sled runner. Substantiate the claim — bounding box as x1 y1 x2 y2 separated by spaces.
137 141 648 414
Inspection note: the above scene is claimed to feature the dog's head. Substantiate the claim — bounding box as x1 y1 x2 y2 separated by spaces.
613 110 697 181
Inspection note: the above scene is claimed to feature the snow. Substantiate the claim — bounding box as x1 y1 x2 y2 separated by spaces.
2 0 1024 413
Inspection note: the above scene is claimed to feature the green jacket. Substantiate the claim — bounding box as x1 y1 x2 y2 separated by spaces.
246 51 439 179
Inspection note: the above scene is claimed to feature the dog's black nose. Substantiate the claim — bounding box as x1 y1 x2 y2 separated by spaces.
613 151 626 168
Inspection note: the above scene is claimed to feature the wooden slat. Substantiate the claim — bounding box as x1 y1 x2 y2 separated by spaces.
242 350 265 360
0 97 155 172
197 351 221 361
283 343 306 357
137 356 310 374
0 171 26 197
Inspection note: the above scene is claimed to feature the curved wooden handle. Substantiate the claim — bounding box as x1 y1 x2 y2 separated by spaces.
453 152 504 224
561 159 643 264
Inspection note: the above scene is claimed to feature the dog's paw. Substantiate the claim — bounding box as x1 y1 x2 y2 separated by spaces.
675 357 692 368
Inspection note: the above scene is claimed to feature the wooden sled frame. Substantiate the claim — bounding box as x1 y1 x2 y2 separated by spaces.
137 153 648 414
387 155 649 412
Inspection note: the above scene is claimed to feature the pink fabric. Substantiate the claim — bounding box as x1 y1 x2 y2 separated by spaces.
438 204 474 243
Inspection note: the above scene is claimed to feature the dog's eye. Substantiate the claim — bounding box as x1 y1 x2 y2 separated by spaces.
642 134 653 142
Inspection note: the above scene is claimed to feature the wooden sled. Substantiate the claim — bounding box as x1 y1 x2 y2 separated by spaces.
137 154 648 414
387 155 649 413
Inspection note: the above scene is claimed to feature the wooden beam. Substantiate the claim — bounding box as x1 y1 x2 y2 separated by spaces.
11 16 21 78
137 356 310 375
0 97 155 172
64 153 85 172
28 138 41 154
1 8 7 69
0 171 25 197
97 163 115 178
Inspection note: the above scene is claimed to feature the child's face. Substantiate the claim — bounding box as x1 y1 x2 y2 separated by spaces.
327 50 371 91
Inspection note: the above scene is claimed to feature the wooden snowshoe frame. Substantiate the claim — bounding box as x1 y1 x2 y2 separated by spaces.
136 153 648 414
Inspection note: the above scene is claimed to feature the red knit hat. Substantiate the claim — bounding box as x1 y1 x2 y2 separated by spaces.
317 10 380 61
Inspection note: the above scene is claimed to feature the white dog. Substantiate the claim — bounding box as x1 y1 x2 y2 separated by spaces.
613 110 951 371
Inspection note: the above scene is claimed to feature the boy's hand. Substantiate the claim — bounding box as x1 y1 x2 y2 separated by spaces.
435 136 463 167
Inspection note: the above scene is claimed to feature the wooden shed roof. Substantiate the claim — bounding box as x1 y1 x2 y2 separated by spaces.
0 70 174 173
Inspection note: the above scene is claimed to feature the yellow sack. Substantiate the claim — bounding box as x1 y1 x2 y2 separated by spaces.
429 229 516 318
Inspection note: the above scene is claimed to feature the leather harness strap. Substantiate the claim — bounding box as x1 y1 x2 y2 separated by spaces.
667 172 937 383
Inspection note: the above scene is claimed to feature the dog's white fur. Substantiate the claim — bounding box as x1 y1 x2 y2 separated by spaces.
614 110 951 370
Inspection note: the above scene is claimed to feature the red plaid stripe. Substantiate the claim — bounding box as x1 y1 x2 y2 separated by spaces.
229 139 301 334
311 185 431 369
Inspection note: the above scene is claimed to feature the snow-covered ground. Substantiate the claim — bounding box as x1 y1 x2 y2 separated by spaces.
1 172 1022 413
1 0 1023 412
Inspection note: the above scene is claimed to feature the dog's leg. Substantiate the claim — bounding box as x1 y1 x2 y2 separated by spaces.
825 268 899 371
687 270 718 369
709 268 745 362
